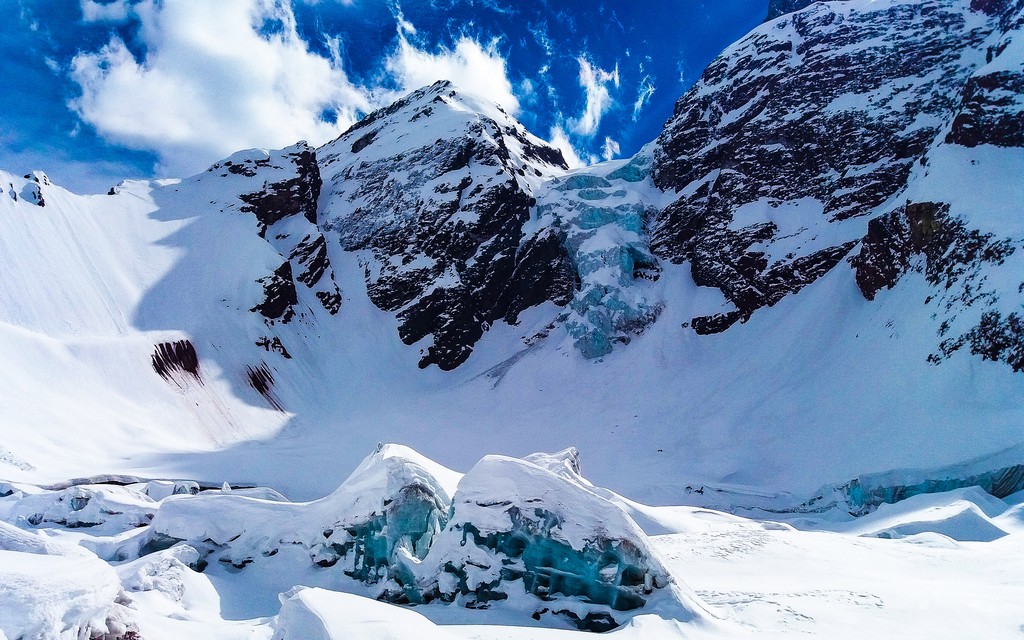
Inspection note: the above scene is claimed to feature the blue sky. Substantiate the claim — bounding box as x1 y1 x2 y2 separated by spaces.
1 0 766 193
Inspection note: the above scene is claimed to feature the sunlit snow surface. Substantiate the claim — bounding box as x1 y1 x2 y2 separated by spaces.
1 0 1023 634
2 446 1024 639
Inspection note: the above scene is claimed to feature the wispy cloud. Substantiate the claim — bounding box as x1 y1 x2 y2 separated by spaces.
392 2 417 35
632 76 656 121
80 0 132 23
571 57 619 137
548 125 584 169
527 21 553 57
602 136 620 161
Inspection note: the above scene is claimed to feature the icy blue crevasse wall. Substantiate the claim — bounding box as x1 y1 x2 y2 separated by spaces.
452 507 657 611
841 464 1024 514
312 482 449 600
132 449 684 631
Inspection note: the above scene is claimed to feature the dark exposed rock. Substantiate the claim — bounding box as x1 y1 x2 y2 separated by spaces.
236 142 322 235
852 203 946 300
688 241 857 334
19 182 44 207
255 335 291 359
350 130 378 154
656 2 994 221
251 262 298 323
289 235 331 287
246 362 283 410
315 290 342 315
946 2 1024 148
852 198 1022 373
496 229 579 325
971 0 1014 15
948 70 1024 147
151 340 200 381
199 143 344 322
938 310 1024 372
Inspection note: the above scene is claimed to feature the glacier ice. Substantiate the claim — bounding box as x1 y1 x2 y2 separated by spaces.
806 446 1024 516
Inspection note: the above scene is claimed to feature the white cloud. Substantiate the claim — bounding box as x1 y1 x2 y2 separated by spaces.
548 126 584 170
528 22 553 57
602 136 620 161
385 33 519 115
571 57 619 138
80 0 132 23
68 0 526 178
393 4 416 35
70 0 373 177
632 76 656 121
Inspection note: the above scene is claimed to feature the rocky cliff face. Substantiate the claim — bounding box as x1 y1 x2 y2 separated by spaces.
318 81 574 370
765 0 826 21
201 142 343 326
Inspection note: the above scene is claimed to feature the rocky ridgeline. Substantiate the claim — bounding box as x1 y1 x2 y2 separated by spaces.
295 0 1023 375
55 0 1017 378
204 142 343 324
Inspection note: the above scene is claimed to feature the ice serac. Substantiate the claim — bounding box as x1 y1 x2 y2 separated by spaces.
411 452 704 631
318 80 575 370
531 156 664 358
115 446 703 631
651 0 1016 334
807 444 1024 517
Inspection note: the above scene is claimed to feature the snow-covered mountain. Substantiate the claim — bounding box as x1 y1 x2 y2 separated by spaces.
1 0 1020 506
317 81 572 370
2 0 1022 506
2 0 1024 637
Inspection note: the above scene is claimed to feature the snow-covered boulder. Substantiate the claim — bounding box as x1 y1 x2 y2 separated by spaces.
116 545 222 618
0 549 132 639
0 484 156 534
273 587 461 640
410 452 705 631
147 444 454 582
